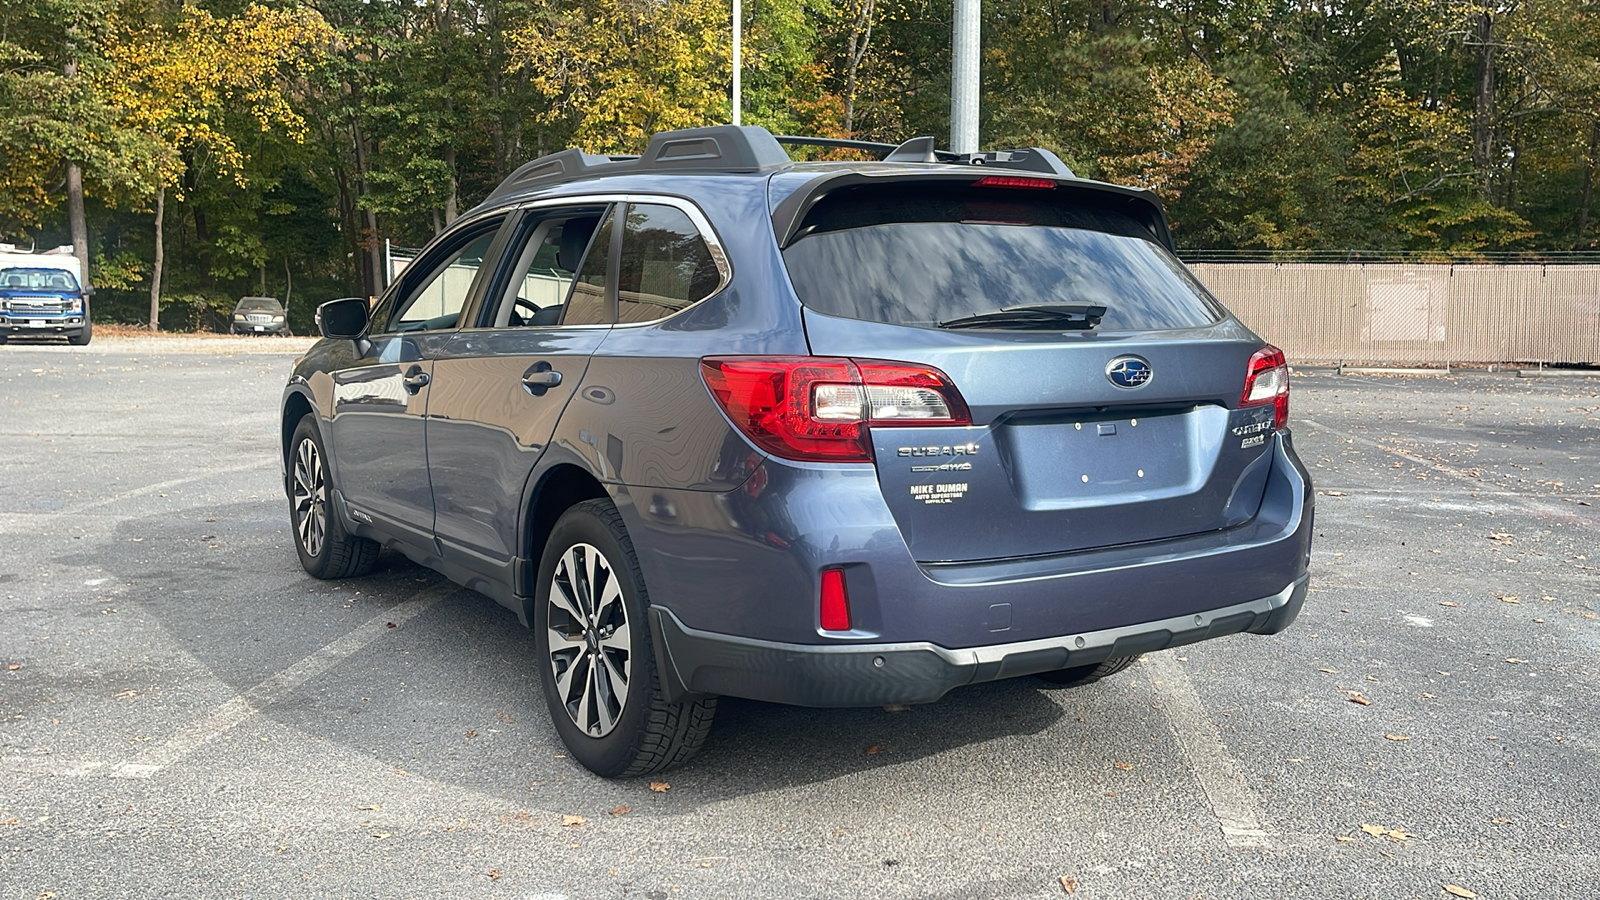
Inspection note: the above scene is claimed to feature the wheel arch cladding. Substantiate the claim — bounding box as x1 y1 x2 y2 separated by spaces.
282 391 314 476
524 463 611 576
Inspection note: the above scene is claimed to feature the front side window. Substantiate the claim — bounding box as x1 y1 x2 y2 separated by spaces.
616 204 722 324
377 222 501 333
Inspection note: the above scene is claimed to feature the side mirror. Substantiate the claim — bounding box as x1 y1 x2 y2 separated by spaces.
317 297 372 354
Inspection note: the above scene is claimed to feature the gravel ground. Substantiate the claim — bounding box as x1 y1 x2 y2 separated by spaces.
1 342 1596 900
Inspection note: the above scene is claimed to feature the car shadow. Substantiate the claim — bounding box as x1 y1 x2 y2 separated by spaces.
77 501 1080 810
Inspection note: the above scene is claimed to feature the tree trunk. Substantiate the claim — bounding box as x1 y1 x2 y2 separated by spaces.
843 0 875 135
1578 118 1600 246
149 186 164 331
64 58 91 291
351 118 382 298
444 143 459 223
1472 11 1496 202
283 255 292 323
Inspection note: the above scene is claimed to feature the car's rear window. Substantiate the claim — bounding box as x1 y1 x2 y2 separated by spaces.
780 185 1224 332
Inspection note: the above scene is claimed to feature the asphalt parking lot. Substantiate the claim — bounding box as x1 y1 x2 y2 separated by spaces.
2 337 1597 899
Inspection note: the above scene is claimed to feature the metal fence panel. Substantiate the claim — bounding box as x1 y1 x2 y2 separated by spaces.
1189 263 1600 365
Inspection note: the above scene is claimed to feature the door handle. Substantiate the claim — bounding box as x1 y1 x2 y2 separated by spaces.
521 362 562 395
402 367 431 394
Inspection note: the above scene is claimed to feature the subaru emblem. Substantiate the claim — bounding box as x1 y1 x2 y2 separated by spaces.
1106 356 1152 389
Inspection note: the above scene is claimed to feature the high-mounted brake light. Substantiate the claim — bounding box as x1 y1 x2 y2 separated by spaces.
1240 345 1290 429
972 175 1058 190
700 356 972 463
819 568 852 631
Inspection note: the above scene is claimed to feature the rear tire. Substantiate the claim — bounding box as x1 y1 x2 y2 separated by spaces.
287 414 379 579
1034 654 1142 688
535 499 716 777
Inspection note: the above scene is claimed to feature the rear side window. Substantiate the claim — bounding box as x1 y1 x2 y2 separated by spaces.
781 185 1223 332
616 204 722 324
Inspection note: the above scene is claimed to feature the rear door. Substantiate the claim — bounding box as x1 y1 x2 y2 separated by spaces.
425 204 616 578
782 179 1275 563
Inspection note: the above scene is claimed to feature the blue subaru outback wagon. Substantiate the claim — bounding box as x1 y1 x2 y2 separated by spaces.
282 125 1313 777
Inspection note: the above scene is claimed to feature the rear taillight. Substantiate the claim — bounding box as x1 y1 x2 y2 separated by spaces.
700 356 972 463
1240 345 1289 429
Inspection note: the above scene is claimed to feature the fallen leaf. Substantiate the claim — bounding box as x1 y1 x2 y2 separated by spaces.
465 730 477 739
864 745 882 755
1343 690 1372 706
385 621 397 628
1444 886 1477 899
1360 823 1387 837
6 664 19 671
1318 667 1340 674
1322 490 1348 497
358 804 381 811
1439 601 1460 608
370 832 390 839
648 781 670 793
496 712 515 724
1112 762 1133 771
1491 817 1512 825
487 870 502 880
609 805 631 816
561 815 586 827
1059 876 1078 894
1335 835 1356 843
1385 734 1412 741
1504 658 1529 664
1498 595 1519 604
0 818 19 826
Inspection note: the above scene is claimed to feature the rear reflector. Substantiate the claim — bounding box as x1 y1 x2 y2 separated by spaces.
972 175 1058 190
1240 345 1290 429
700 356 971 463
819 568 852 631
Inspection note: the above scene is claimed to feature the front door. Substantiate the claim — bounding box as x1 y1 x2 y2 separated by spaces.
328 218 507 545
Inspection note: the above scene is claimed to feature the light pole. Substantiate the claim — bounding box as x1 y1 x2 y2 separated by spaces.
950 0 979 153
732 0 742 126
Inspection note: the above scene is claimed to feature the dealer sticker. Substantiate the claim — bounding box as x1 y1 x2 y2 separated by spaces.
909 482 968 505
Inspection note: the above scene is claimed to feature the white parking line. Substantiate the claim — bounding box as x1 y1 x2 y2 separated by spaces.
110 585 452 779
1145 652 1274 849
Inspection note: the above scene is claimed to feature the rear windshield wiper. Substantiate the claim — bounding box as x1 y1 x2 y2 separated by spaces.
938 304 1107 330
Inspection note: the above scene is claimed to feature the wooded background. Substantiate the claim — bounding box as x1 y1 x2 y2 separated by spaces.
4 0 1598 331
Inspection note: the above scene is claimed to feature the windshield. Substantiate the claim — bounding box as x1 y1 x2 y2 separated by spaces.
236 297 283 312
781 186 1224 332
0 267 80 292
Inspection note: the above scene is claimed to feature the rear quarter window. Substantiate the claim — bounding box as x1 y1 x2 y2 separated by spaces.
780 184 1224 332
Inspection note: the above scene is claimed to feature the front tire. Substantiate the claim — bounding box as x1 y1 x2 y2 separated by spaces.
535 499 716 777
67 320 91 346
288 414 379 579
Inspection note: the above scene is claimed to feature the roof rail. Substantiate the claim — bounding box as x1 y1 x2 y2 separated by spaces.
483 125 793 204
480 125 1075 204
775 133 1072 176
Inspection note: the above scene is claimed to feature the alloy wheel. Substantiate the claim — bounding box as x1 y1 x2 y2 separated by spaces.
545 542 632 737
292 438 327 559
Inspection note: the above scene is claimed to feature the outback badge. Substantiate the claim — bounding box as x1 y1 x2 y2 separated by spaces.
1106 355 1153 389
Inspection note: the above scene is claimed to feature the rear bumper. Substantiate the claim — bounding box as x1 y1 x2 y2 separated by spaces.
651 574 1307 707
